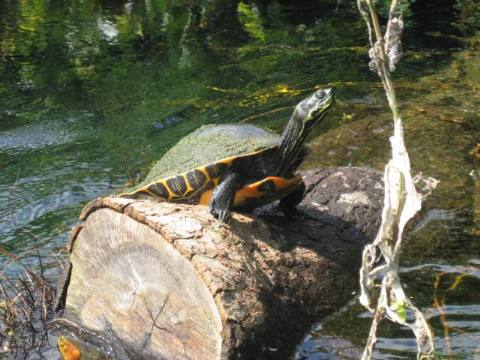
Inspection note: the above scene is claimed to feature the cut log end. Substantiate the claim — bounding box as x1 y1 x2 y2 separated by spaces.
65 209 222 359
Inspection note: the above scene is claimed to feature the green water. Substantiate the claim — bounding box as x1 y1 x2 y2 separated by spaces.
0 0 479 358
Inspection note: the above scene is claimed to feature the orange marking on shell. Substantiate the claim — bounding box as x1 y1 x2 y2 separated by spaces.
119 149 268 200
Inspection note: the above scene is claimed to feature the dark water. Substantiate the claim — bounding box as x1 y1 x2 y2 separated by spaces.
0 0 479 358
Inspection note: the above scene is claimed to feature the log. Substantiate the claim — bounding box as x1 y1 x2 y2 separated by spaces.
57 167 383 359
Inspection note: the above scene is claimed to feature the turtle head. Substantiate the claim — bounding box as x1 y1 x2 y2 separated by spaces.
293 88 335 130
276 88 335 176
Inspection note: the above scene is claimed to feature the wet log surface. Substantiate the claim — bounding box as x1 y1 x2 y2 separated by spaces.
57 167 384 360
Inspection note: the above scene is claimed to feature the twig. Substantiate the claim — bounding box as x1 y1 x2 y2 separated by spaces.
362 306 383 359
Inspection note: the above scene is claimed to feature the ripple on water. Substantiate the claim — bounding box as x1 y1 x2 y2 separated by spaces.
294 334 363 360
295 262 480 359
0 163 124 246
0 119 76 153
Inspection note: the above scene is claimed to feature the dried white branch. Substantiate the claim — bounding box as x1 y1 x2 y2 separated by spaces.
356 1 436 359
384 0 404 71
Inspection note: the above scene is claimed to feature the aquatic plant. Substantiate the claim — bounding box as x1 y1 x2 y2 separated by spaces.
0 181 57 357
0 249 56 357
356 0 435 359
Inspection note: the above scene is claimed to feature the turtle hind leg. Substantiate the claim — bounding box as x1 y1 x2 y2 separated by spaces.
279 181 306 218
209 172 240 223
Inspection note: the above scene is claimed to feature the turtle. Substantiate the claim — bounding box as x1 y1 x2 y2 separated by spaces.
119 88 335 222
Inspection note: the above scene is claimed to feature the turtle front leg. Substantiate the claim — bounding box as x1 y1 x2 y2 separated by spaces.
209 172 240 223
279 180 306 218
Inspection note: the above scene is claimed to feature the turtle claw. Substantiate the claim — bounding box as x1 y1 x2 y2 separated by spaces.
218 210 231 224
210 206 231 224
208 171 238 224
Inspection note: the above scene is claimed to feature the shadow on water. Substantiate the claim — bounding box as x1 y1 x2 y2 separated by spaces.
0 0 479 358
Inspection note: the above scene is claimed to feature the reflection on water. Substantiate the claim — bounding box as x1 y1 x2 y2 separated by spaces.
0 0 479 358
296 261 480 359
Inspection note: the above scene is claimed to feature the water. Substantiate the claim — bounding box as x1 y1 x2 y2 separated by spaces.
0 0 479 358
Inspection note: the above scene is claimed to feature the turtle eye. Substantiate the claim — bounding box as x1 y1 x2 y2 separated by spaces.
315 88 332 100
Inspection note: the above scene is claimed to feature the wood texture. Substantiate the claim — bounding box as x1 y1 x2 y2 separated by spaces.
59 167 384 359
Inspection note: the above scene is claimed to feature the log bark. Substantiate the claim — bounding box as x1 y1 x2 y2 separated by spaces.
57 167 383 359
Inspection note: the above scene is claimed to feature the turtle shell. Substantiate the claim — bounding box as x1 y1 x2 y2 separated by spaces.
129 124 280 187
119 124 300 206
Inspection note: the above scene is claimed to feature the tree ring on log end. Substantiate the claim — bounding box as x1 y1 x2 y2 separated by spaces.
65 209 222 359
